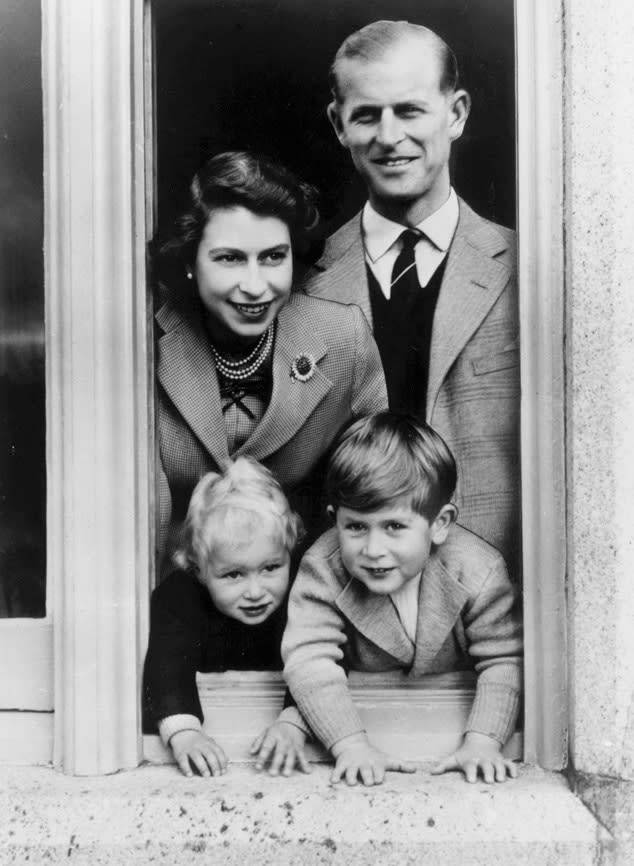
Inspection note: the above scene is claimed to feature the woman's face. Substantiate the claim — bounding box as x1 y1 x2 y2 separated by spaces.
194 205 293 345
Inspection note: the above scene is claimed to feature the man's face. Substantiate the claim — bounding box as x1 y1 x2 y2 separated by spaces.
328 41 469 223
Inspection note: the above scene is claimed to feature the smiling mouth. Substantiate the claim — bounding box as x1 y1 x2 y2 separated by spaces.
239 602 271 618
373 157 417 168
363 566 394 577
229 301 272 318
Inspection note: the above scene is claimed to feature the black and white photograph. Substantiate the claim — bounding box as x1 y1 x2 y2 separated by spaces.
0 0 632 863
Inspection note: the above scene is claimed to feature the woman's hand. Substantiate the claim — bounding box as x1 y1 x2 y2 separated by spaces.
431 731 518 783
250 721 312 776
169 729 228 778
330 732 417 787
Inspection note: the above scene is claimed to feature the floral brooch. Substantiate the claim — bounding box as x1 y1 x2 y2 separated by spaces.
290 353 316 382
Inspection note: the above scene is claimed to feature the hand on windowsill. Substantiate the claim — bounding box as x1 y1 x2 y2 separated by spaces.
329 731 417 787
169 729 228 779
250 720 311 776
431 731 518 783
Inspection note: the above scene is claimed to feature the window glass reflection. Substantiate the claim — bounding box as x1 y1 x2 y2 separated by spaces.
0 0 45 617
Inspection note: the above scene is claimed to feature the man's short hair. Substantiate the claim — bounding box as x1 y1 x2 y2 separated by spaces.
326 412 457 522
329 20 460 103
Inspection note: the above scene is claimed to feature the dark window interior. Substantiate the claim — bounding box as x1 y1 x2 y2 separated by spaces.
153 0 515 236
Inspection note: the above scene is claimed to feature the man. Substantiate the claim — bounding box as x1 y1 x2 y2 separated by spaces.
301 21 520 574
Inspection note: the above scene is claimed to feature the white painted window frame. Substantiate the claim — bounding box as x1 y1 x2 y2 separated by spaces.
45 0 153 775
515 0 567 769
0 0 566 775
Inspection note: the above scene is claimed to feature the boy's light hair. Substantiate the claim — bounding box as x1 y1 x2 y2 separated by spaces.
173 457 303 574
326 413 457 522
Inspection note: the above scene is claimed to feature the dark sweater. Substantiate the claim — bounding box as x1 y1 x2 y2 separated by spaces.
368 258 446 419
142 569 286 732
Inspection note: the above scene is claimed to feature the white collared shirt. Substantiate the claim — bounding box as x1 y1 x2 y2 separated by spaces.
390 571 422 643
362 189 459 299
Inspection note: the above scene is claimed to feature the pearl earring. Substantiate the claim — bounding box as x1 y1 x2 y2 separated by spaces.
186 270 193 280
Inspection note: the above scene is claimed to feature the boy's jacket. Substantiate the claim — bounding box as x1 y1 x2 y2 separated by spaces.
283 523 523 750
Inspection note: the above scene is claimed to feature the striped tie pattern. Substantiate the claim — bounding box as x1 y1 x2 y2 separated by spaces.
390 229 423 297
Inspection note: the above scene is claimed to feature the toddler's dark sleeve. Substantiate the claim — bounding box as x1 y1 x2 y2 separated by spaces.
142 571 207 732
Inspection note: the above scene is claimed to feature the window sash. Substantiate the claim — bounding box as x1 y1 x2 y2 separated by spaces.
143 670 523 765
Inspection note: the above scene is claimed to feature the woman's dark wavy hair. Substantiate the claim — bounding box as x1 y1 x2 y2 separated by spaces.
156 151 321 296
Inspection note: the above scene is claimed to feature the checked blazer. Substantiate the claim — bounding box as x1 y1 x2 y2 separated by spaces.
300 199 520 575
155 291 388 562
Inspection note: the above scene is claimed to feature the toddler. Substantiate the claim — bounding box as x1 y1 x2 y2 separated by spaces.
282 412 523 786
143 456 310 777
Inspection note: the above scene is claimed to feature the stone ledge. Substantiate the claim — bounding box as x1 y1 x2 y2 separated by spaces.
574 773 634 866
0 764 613 865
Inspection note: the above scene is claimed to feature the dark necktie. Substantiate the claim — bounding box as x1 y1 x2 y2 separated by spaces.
372 227 434 417
390 229 423 303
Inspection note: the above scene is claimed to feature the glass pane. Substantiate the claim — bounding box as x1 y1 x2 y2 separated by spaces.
0 0 45 617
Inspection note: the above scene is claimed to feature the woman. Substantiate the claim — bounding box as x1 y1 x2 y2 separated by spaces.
155 151 387 565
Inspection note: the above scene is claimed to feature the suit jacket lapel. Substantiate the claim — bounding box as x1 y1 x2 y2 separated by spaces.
334 543 469 673
336 578 415 665
156 301 230 468
410 552 469 676
235 295 333 462
426 199 514 416
305 215 373 327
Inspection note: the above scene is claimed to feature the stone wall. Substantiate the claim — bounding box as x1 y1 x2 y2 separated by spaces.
564 0 634 781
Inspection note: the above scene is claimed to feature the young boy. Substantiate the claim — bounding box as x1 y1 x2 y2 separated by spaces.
282 412 523 786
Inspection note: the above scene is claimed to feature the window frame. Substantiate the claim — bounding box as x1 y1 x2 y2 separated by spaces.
40 0 152 774
0 0 565 774
515 0 567 768
142 0 567 770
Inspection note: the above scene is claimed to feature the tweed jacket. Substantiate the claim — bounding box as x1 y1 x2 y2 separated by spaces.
300 199 520 574
156 291 388 560
282 524 523 751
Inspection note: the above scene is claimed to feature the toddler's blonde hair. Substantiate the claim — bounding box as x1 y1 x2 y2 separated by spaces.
173 457 303 574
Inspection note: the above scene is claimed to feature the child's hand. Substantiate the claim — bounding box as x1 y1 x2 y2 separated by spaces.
250 721 312 776
431 732 518 783
169 729 228 778
330 732 417 786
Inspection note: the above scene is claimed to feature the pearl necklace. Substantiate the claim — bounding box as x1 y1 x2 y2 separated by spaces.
209 326 273 381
